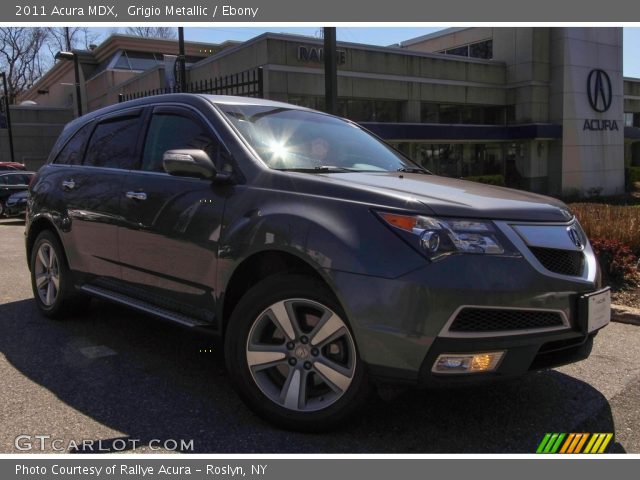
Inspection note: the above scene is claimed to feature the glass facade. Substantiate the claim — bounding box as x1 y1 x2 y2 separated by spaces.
287 96 405 122
421 103 508 125
625 112 640 128
389 141 529 189
112 50 204 71
438 39 493 60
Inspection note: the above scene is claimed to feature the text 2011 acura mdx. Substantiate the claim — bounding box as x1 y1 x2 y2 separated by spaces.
26 94 610 431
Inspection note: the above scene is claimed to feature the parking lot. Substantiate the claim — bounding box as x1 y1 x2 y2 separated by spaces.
1 218 639 453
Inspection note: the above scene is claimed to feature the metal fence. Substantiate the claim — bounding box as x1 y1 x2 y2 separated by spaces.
118 67 263 103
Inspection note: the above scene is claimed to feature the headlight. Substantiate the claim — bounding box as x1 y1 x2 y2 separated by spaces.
376 211 512 260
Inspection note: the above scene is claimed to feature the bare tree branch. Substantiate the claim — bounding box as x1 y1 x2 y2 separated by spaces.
125 27 176 39
0 27 49 102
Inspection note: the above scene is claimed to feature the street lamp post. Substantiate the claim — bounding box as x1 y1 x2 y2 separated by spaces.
323 27 338 115
55 51 82 117
176 27 187 92
0 72 16 163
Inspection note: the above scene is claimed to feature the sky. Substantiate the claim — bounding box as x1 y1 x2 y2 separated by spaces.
96 27 640 78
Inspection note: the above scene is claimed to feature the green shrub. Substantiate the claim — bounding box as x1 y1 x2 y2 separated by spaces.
627 166 640 190
463 174 505 186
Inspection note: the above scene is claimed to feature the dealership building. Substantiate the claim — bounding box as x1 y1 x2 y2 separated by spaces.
19 27 640 196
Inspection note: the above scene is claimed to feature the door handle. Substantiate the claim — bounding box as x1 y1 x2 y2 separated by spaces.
126 191 147 201
61 179 76 191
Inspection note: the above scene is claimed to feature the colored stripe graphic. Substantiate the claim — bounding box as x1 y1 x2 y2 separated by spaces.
597 434 613 453
537 433 613 454
574 433 589 453
584 434 598 453
536 433 552 453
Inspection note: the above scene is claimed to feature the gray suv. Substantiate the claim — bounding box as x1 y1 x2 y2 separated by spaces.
26 94 610 431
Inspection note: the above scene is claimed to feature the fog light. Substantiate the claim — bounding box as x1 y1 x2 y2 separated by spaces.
432 351 505 374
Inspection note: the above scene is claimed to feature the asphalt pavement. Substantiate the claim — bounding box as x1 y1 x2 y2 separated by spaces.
1 218 639 453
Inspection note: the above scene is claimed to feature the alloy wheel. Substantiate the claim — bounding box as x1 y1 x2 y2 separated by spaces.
34 242 60 307
246 298 356 412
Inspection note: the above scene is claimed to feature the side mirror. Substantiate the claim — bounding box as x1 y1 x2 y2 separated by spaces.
162 149 218 180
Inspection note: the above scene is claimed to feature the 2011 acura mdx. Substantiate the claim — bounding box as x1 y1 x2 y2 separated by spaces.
25 94 610 431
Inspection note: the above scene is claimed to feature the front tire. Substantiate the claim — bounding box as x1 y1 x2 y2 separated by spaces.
30 230 90 319
224 274 371 431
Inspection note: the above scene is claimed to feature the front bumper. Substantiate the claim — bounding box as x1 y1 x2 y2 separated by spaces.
416 328 595 387
326 245 603 386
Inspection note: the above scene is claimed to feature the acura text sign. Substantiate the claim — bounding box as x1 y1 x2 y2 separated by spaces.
583 69 618 131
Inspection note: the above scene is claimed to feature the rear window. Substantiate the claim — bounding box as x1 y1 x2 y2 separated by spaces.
1 174 30 185
54 123 93 165
84 116 142 169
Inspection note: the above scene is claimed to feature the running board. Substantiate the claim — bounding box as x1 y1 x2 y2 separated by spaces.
80 285 210 328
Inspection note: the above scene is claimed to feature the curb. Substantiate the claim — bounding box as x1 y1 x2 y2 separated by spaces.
611 304 640 326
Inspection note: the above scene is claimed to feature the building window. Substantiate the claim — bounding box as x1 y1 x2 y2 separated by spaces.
287 96 405 122
469 40 493 59
112 50 204 72
625 112 640 128
420 103 508 125
438 39 493 60
445 45 469 57
395 142 510 183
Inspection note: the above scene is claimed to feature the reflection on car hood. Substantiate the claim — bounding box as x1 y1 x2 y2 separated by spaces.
317 172 572 222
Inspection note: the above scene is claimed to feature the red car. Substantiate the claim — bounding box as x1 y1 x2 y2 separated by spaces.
0 162 27 171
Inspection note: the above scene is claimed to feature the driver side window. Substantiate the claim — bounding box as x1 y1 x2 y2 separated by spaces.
141 112 230 173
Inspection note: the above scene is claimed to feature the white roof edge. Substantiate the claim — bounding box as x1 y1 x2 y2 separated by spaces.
397 27 471 48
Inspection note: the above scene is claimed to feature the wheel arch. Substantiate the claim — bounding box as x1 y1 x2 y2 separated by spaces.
26 215 68 270
220 249 338 335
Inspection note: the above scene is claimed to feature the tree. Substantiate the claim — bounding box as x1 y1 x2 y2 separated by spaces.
125 27 176 39
45 27 100 55
0 27 49 102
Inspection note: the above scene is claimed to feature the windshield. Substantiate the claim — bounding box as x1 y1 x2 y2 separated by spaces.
218 104 422 172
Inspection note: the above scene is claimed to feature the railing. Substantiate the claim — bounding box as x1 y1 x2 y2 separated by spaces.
118 67 263 103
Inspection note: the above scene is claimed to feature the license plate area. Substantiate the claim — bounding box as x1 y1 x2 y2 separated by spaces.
579 288 611 333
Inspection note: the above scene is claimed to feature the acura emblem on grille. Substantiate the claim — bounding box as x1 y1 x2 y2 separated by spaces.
567 227 583 248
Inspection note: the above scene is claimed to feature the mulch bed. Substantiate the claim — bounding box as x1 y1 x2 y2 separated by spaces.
612 286 640 309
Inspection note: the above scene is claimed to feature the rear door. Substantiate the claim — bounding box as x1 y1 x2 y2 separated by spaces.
53 109 144 284
118 105 232 324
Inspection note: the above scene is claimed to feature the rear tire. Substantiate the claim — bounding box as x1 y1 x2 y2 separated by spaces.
224 274 371 432
30 230 90 319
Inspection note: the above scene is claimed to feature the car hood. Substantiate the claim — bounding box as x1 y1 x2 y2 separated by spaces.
317 172 572 222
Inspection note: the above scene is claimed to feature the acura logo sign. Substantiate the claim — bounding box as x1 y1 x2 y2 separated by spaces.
587 69 612 113
567 227 583 249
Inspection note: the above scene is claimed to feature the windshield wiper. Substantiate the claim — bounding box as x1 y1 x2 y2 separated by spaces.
278 166 355 173
397 167 429 174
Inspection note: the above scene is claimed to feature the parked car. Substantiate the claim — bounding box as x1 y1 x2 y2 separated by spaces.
25 94 610 431
0 171 34 217
4 189 29 218
0 162 27 171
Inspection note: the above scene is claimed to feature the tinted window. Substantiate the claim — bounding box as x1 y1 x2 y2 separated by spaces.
55 123 93 165
84 116 141 169
4 174 28 185
141 113 223 172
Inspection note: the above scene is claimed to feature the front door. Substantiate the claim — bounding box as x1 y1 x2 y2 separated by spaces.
118 105 231 324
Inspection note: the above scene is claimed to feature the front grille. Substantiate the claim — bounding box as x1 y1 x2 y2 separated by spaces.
449 308 565 333
529 246 584 277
